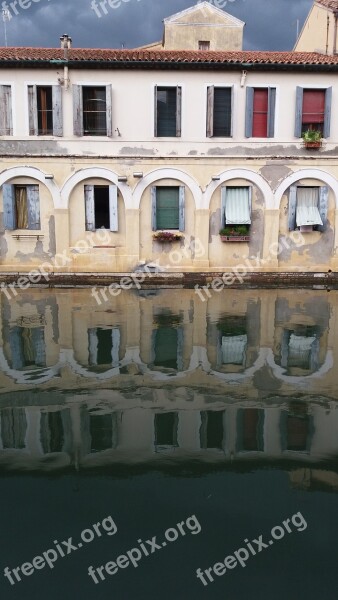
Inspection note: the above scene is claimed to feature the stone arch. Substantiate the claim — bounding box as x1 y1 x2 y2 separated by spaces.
60 167 132 209
203 168 273 209
274 169 338 209
0 166 60 208
133 168 201 209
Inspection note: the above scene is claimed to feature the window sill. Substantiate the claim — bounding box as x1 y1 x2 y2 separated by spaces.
11 233 44 240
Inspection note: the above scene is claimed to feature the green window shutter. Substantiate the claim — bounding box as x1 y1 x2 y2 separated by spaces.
109 185 118 232
288 185 297 231
52 85 63 137
179 185 185 232
221 186 226 228
27 185 40 230
28 85 38 136
156 87 177 137
245 87 254 138
206 86 214 137
213 88 232 137
318 185 328 232
295 87 303 138
154 327 178 369
84 185 95 231
176 86 182 137
106 84 113 137
267 87 276 138
73 84 83 136
0 85 13 135
2 183 16 230
323 87 332 139
156 187 179 230
154 86 158 136
151 186 157 231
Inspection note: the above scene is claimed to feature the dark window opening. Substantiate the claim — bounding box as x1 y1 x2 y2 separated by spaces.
200 411 224 449
286 414 309 451
154 327 178 369
90 414 114 452
238 409 264 452
40 411 64 454
94 186 110 229
1 408 27 449
156 87 177 137
37 86 53 135
198 41 210 50
213 88 232 137
155 412 178 447
83 86 107 136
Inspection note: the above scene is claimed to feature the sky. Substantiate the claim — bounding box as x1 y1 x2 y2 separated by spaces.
0 0 314 50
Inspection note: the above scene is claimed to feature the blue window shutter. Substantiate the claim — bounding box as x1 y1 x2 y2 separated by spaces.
280 330 290 369
323 86 332 138
73 85 83 136
151 186 157 230
106 84 113 137
0 85 12 135
111 328 120 366
176 86 182 137
177 327 184 371
179 186 185 232
154 86 158 136
27 185 40 230
221 186 226 228
3 183 16 230
206 86 214 137
28 85 38 136
288 185 297 231
245 87 254 137
52 86 63 137
109 185 118 232
267 87 276 138
318 185 328 232
248 186 252 216
84 185 95 231
9 327 25 369
31 327 46 366
310 337 320 372
295 87 303 138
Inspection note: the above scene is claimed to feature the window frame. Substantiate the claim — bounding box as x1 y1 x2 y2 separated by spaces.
245 86 277 138
151 185 185 232
84 184 118 232
0 83 13 136
206 84 234 138
154 84 182 138
26 82 63 137
295 86 332 138
73 83 113 137
288 184 328 233
220 185 252 228
2 183 41 231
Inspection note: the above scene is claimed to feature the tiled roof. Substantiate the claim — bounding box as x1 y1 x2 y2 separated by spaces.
315 0 338 10
0 48 337 68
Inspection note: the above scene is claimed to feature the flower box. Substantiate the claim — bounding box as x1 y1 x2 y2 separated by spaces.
220 235 250 242
303 141 322 149
153 231 182 242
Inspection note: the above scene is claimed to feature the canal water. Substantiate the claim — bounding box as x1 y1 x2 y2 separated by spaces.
0 287 337 599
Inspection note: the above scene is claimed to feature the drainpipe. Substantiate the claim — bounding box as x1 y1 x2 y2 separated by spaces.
326 13 330 54
333 11 338 54
59 34 72 90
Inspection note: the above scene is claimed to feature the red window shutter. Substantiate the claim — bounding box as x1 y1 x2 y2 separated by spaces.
252 89 268 137
302 90 325 124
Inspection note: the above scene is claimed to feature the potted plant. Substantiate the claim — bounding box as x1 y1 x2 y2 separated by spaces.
302 129 322 149
219 224 250 242
153 231 182 242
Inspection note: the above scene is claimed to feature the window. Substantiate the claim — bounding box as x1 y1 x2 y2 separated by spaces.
288 185 328 232
237 409 264 452
40 411 65 454
0 85 13 135
154 412 178 448
154 86 181 137
73 84 112 136
151 186 185 231
1 408 27 449
206 86 232 137
88 327 120 367
280 327 320 373
295 87 332 138
9 326 46 369
198 41 210 50
220 187 251 227
28 85 62 136
281 405 312 452
2 184 40 230
245 87 276 138
84 184 118 231
89 413 118 452
200 411 224 450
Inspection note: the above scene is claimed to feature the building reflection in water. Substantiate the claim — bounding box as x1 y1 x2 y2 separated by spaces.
0 288 337 488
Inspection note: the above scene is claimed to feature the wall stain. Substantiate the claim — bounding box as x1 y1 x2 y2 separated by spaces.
259 165 293 190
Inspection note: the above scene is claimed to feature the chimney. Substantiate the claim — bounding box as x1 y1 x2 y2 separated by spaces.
60 34 72 59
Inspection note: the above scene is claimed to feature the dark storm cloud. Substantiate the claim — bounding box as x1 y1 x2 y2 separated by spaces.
0 0 313 50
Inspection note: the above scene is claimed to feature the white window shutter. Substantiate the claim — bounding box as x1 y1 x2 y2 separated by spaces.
206 86 214 138
111 328 120 365
294 87 303 138
323 87 332 139
84 185 95 231
52 86 63 137
179 186 185 232
151 186 157 230
73 85 83 136
88 328 98 365
221 186 226 228
28 85 38 136
2 183 16 230
245 87 254 138
0 85 12 135
109 185 118 232
106 84 113 137
318 186 329 232
27 185 40 230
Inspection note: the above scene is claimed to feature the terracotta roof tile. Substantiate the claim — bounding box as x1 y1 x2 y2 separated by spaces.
0 48 337 67
315 0 338 10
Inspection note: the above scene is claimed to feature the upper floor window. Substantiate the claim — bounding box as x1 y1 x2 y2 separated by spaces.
151 186 185 231
2 184 40 230
154 86 181 137
73 84 112 137
0 85 13 135
84 184 118 232
220 186 252 228
9 326 46 369
28 85 62 136
245 87 276 138
295 87 332 138
288 185 328 232
198 41 210 50
207 86 232 137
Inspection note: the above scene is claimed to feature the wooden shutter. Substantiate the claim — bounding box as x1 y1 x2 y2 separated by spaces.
109 184 118 231
267 87 276 138
248 186 252 215
206 86 214 137
151 186 157 231
323 87 332 138
9 328 25 370
294 87 303 138
177 327 184 371
2 183 16 230
154 86 158 136
0 85 12 135
221 186 226 228
253 89 269 137
106 84 113 137
88 328 98 365
245 87 254 137
84 185 95 231
179 186 185 232
28 85 38 136
27 185 40 230
310 337 320 372
280 329 290 369
318 185 328 232
52 86 63 137
31 327 46 366
111 328 120 365
176 86 182 137
288 185 297 231
73 84 83 136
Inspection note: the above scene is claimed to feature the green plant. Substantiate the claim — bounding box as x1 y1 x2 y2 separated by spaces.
302 129 322 142
219 224 250 236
